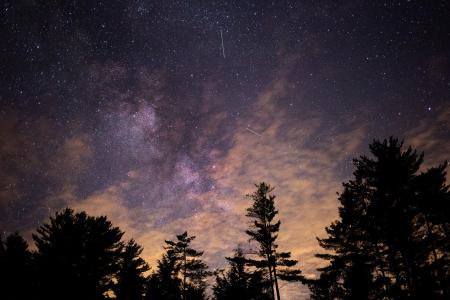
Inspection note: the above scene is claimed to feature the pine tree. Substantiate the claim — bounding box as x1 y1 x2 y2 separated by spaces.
165 232 210 300
146 251 181 300
310 178 384 300
213 248 272 300
149 232 210 300
245 182 303 300
146 249 182 300
414 163 450 297
33 208 124 300
114 239 150 300
311 137 450 300
0 233 33 300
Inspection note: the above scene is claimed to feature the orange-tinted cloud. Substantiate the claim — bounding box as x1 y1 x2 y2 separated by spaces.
9 63 449 300
406 106 450 170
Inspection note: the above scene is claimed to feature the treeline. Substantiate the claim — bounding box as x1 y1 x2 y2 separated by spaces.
1 137 449 300
0 182 301 300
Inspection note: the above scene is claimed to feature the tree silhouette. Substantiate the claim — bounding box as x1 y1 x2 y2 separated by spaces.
0 232 33 300
3 136 449 300
414 163 450 297
310 137 450 299
147 249 181 300
165 232 210 300
114 239 150 300
245 182 303 300
33 208 124 300
213 247 272 300
148 231 210 300
147 249 182 300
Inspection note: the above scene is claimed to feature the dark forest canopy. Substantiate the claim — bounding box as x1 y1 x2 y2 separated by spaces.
308 137 450 300
1 137 449 300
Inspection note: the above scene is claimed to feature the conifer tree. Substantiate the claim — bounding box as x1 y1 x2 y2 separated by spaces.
245 182 303 300
115 239 150 300
149 231 210 300
165 231 210 300
311 137 450 299
213 248 272 300
146 249 182 300
33 208 124 300
0 233 33 300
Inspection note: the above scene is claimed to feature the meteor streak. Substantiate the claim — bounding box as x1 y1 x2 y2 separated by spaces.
220 29 225 58
245 127 262 137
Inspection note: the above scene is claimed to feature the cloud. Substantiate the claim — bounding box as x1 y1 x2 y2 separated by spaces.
122 64 368 298
406 106 450 170
107 82 449 299
49 134 93 182
200 73 366 277
0 112 96 232
4 57 448 300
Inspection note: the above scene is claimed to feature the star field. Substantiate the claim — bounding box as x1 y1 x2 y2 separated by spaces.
1 1 450 298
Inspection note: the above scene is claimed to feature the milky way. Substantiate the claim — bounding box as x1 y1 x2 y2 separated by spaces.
1 2 450 298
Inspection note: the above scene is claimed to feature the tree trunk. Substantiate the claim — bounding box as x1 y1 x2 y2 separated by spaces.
374 243 391 300
264 215 276 299
267 254 275 299
272 262 281 300
183 250 187 300
425 218 445 296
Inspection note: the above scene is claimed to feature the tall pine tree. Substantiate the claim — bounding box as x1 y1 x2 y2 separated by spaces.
114 239 150 300
245 182 303 300
149 231 210 300
147 249 182 300
213 247 272 300
310 137 450 300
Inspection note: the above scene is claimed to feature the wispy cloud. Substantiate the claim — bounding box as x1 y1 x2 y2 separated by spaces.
406 106 450 170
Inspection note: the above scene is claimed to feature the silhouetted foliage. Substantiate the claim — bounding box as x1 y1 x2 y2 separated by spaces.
33 208 125 300
114 239 150 300
0 232 33 300
147 231 210 300
245 182 303 300
213 247 272 300
310 137 450 300
147 249 182 300
4 136 449 300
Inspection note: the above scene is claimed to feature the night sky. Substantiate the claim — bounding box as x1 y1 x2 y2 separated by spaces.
1 1 450 298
